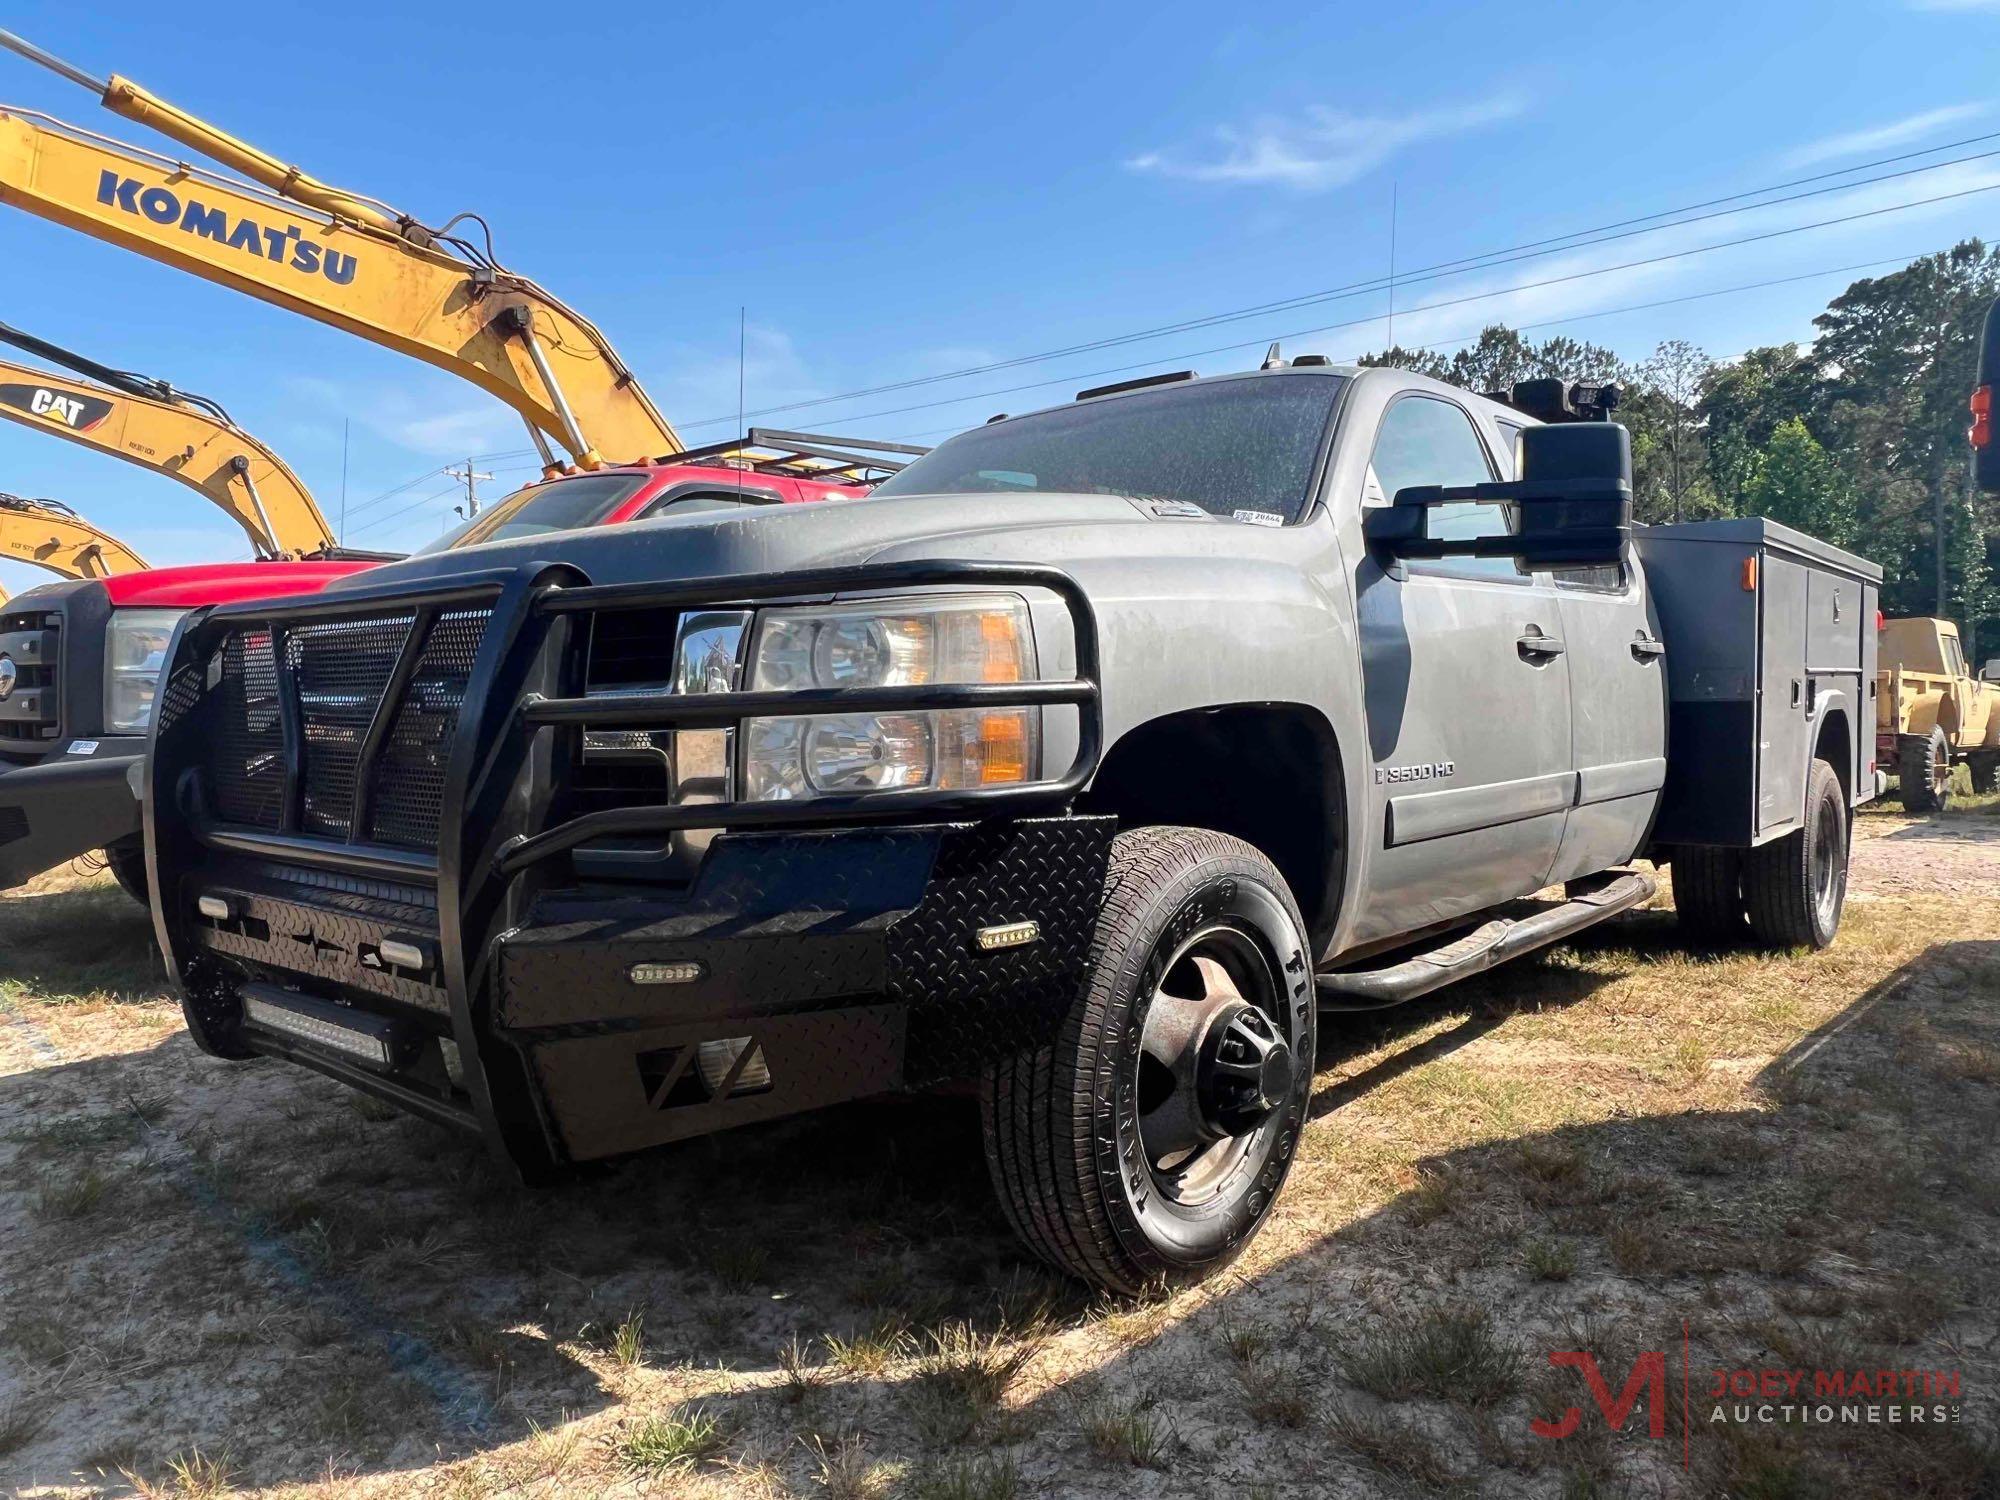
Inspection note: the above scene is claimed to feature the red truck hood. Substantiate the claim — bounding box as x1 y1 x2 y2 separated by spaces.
96 560 377 609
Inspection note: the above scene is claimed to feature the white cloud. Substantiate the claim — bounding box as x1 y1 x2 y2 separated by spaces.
1126 93 1526 192
1781 104 1986 169
278 372 522 459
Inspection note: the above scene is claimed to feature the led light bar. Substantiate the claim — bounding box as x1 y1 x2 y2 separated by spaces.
976 919 1041 951
629 960 705 986
239 984 408 1071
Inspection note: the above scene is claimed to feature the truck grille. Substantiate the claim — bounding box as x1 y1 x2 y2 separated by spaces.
204 607 493 850
0 607 60 750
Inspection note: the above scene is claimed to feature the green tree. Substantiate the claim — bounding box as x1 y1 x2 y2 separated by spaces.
1742 418 1859 547
1628 339 1717 525
1700 343 1818 511
1809 239 2000 631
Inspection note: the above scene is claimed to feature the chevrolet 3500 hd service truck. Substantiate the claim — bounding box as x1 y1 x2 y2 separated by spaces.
141 362 1877 1293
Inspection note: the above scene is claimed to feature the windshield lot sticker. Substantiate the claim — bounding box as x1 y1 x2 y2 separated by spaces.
1232 509 1285 527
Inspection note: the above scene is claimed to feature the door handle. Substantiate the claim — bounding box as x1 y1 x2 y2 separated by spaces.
1630 634 1666 661
1516 630 1566 659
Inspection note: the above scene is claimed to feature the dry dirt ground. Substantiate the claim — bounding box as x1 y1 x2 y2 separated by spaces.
2 796 1996 1499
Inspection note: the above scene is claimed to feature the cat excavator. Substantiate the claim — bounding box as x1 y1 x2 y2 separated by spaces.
0 490 146 577
0 29 681 473
0 318 343 558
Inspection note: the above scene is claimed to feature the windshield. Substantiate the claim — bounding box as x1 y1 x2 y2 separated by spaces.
413 473 649 555
873 373 1346 521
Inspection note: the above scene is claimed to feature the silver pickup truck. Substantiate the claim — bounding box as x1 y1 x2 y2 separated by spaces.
143 361 1879 1294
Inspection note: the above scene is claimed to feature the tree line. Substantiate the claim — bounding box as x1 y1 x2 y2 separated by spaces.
1359 238 1999 657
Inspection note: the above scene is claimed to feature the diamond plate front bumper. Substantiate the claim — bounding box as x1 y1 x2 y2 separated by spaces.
164 815 1112 1165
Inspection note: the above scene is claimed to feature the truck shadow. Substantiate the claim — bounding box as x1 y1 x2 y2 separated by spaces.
688 935 1996 1496
2 919 1991 1495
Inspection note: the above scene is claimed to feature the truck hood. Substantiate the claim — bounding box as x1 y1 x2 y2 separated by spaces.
320 492 1160 593
5 559 374 613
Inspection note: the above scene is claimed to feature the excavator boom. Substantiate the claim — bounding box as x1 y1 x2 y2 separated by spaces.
0 346 331 556
0 493 147 578
0 34 681 470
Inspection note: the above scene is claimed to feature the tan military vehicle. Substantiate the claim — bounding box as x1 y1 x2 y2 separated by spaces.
1877 616 2000 809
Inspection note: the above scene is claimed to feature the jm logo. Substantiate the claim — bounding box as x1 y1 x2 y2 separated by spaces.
1531 1351 1668 1440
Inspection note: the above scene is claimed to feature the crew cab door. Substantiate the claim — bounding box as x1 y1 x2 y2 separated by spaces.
1478 419 1668 882
1350 394 1575 946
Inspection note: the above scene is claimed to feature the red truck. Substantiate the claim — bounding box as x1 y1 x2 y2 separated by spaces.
0 434 910 898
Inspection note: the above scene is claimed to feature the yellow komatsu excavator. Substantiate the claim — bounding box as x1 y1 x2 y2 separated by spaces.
0 490 146 578
0 318 336 557
0 31 680 474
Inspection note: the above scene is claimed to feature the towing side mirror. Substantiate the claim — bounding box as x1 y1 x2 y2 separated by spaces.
1364 422 1633 568
1974 299 2000 492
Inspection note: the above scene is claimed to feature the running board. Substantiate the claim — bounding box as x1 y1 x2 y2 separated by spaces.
1315 871 1657 1011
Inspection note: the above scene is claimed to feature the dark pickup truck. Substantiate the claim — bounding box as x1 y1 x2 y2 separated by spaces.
141 361 1879 1293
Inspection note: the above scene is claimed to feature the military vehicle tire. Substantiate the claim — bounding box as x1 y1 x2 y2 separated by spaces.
1899 727 1953 814
1969 753 1999 796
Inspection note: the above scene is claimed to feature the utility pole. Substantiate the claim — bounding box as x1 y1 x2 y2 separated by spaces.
447 459 492 520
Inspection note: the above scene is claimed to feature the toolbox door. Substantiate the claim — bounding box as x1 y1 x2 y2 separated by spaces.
1757 556 1811 837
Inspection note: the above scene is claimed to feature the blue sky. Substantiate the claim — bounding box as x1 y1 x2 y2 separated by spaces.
3 0 1999 592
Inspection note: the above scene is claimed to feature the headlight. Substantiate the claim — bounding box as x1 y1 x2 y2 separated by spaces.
103 608 187 735
742 595 1040 800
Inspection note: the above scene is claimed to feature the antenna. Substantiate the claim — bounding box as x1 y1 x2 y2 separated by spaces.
736 307 746 503
1387 181 1399 349
339 417 350 543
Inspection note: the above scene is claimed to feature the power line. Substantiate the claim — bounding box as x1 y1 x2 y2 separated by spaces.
734 186 2000 434
683 136 2000 430
347 480 461 537
870 246 1951 448
340 445 538 521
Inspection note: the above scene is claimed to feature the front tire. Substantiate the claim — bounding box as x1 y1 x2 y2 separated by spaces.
1743 759 1847 950
982 828 1315 1295
1899 728 1953 813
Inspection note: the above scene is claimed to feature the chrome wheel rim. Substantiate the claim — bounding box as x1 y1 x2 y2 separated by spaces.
1811 795 1843 926
1135 924 1294 1207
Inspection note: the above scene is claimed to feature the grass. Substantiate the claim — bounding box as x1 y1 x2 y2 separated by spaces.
610 1307 646 1369
1340 1304 1523 1407
824 1319 912 1377
0 821 1995 1498
1325 1405 1466 1491
1523 1237 1577 1281
909 1321 1043 1442
800 1433 892 1499
778 1333 829 1403
31 1161 112 1219
902 1451 1019 1500
1080 1392 1171 1468
0 1398 44 1457
612 1406 731 1476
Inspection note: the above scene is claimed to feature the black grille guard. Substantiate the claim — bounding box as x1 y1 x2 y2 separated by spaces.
146 559 1103 1167
154 559 1101 876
